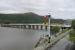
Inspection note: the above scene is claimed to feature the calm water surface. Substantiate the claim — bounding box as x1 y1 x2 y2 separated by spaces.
0 27 49 50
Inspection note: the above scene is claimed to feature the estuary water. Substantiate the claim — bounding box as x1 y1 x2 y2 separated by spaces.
0 27 49 50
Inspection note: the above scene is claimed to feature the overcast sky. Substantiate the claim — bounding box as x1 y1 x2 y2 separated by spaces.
0 0 75 19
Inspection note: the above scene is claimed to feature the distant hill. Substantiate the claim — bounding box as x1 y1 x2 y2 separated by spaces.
51 18 72 25
0 12 71 24
0 12 44 24
51 18 66 24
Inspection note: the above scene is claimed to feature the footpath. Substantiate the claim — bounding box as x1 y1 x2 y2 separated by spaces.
33 29 72 50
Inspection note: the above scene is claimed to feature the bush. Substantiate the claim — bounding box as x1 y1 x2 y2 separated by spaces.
69 30 75 43
71 20 75 29
70 20 75 43
50 26 60 34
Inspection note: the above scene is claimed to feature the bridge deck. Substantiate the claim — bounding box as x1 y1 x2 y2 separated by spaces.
1 24 71 27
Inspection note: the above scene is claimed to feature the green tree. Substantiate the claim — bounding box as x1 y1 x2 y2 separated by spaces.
69 20 75 43
71 20 75 29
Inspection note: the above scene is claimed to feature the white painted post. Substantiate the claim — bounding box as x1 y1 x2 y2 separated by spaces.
48 15 51 43
49 16 50 37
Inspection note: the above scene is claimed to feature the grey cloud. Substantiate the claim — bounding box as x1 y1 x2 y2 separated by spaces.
0 0 75 19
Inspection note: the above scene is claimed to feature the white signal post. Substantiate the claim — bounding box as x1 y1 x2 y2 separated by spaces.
48 15 51 43
48 15 50 37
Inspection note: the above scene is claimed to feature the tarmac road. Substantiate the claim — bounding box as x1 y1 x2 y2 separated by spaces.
47 35 72 50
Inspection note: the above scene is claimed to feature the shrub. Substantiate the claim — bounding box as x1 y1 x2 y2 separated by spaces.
50 26 60 34
71 20 75 29
69 30 75 43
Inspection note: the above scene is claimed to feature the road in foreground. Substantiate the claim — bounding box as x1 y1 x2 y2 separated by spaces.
47 35 72 50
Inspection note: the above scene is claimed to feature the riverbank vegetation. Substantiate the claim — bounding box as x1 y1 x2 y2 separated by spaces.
69 20 75 43
50 26 60 35
69 30 75 43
